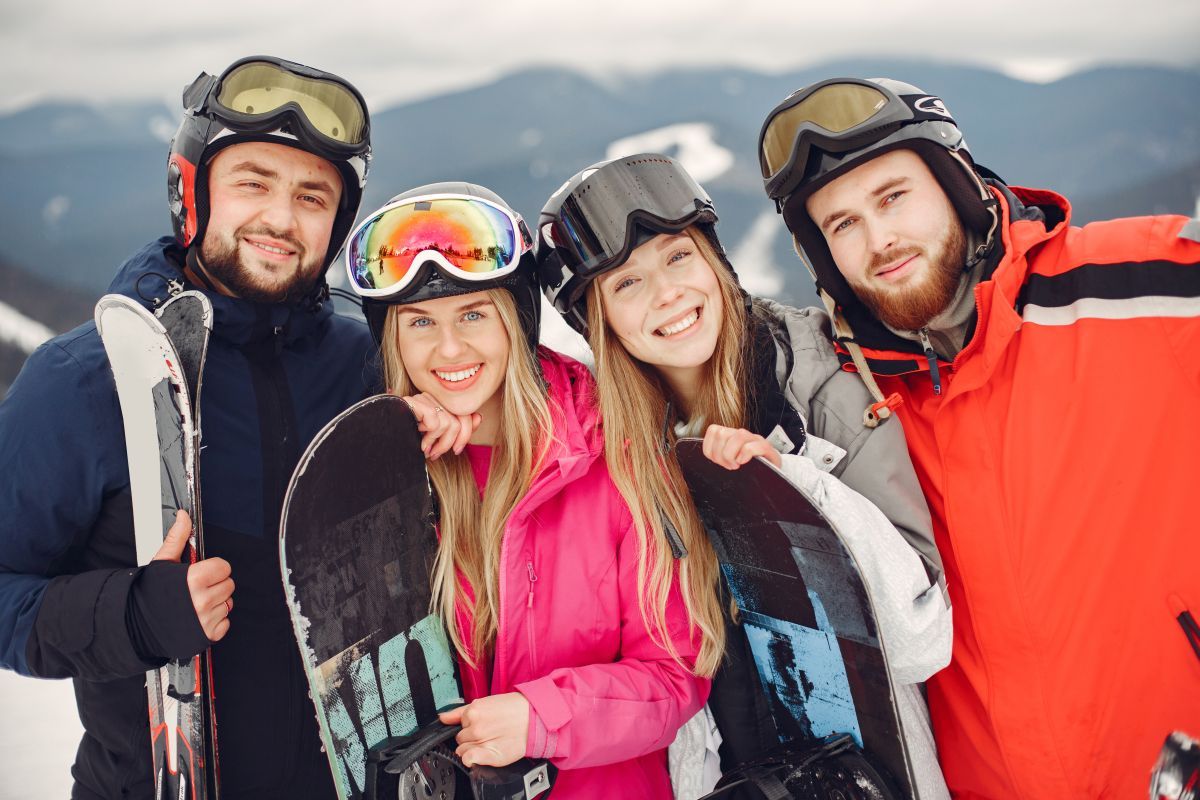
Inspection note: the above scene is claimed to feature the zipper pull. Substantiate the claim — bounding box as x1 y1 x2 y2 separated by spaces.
917 328 943 396
526 561 537 608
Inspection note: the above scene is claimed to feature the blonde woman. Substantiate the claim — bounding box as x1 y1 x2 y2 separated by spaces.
536 156 952 799
347 182 725 797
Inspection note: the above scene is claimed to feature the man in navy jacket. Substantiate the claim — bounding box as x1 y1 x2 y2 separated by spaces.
0 56 378 798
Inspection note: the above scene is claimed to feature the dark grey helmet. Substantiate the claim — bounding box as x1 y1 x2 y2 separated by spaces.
535 153 738 337
759 77 1000 314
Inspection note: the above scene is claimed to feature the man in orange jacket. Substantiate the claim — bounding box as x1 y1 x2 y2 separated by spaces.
757 77 1200 799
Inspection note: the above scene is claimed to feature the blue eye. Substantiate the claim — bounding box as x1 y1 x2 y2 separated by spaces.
667 248 692 265
409 317 432 328
463 310 484 322
614 276 637 293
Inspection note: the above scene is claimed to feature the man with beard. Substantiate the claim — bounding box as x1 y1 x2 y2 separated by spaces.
758 77 1200 798
0 56 376 798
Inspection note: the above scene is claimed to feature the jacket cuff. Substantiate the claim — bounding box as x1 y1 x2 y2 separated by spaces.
28 568 164 680
525 704 554 759
128 561 210 661
515 676 571 760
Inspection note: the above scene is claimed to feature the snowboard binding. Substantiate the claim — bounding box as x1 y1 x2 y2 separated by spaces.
366 719 556 800
698 733 900 800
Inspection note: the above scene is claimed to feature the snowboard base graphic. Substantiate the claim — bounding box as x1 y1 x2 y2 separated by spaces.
676 439 914 797
281 395 554 800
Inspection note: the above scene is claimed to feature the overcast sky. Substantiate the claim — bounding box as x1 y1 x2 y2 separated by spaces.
1 0 1198 113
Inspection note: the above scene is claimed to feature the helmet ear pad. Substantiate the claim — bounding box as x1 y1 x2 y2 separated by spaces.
782 140 991 312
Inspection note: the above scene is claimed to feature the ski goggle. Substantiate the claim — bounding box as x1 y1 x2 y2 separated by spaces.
544 154 716 279
346 194 533 298
183 56 369 162
758 78 956 201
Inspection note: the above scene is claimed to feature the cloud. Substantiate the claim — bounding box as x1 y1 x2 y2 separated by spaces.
1 0 1196 111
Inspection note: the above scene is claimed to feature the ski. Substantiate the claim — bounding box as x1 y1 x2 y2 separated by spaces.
96 293 217 800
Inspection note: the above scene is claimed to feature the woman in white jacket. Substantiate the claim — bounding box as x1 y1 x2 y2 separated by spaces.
535 153 952 799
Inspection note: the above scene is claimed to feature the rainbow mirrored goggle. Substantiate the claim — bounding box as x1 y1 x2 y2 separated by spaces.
758 78 955 201
346 194 533 299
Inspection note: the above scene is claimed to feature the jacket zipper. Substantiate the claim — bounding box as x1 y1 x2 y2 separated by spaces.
526 561 538 669
917 328 943 395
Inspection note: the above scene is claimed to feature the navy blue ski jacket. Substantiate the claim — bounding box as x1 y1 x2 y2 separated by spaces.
0 238 379 798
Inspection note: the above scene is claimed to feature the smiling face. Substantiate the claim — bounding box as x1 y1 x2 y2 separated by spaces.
390 290 510 430
804 148 967 331
200 141 342 304
597 231 724 394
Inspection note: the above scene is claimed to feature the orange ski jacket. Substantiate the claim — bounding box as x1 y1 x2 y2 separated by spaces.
835 185 1200 798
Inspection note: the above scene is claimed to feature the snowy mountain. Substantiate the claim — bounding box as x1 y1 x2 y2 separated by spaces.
2 60 1198 397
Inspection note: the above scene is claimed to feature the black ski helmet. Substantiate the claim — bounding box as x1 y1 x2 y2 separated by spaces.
535 153 740 337
167 55 371 277
758 77 999 312
350 182 541 356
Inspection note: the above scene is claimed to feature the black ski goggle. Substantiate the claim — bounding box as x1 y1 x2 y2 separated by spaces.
184 56 369 162
758 78 956 201
544 154 716 280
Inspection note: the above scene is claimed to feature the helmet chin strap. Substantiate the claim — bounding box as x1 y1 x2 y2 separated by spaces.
950 149 1001 268
184 246 220 293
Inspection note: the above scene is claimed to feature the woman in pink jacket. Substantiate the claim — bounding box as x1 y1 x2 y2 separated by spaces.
347 182 723 796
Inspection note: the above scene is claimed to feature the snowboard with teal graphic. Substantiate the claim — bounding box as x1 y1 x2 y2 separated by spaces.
677 439 914 797
280 394 462 799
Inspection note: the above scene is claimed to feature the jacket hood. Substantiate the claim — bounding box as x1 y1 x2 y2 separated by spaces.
106 236 338 349
829 183 1070 371
537 346 604 465
488 347 608 536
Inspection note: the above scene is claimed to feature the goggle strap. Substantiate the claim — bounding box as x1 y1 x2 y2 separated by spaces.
183 73 216 112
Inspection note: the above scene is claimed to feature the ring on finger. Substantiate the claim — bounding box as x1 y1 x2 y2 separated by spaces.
225 598 232 613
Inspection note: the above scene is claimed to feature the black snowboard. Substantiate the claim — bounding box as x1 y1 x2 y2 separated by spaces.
676 439 915 796
280 395 554 800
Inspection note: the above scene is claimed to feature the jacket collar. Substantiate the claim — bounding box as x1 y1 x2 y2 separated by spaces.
106 236 335 349
506 349 604 518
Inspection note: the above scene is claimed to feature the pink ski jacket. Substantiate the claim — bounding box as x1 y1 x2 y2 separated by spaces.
454 348 709 797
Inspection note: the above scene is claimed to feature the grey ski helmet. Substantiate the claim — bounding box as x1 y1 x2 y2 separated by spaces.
167 55 372 277
347 182 541 356
758 77 999 312
536 153 740 337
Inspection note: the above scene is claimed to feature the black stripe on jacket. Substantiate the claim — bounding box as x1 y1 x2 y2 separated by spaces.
1017 260 1200 312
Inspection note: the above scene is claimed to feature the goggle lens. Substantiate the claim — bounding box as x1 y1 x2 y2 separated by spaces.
760 83 890 179
216 61 367 145
349 198 518 293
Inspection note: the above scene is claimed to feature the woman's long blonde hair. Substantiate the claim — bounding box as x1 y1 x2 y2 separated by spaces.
585 227 749 678
381 289 552 666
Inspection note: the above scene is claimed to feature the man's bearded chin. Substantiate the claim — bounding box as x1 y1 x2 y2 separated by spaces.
852 220 968 332
199 225 324 305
